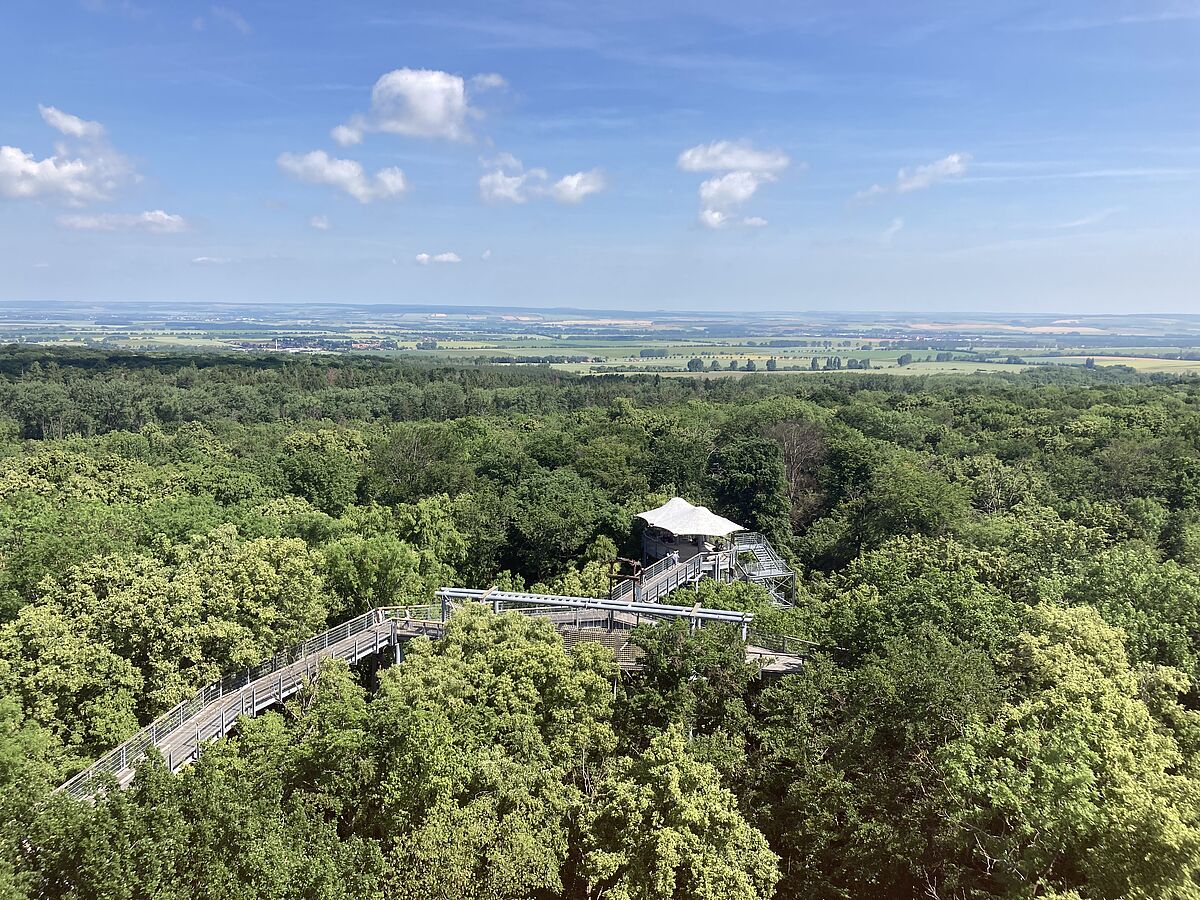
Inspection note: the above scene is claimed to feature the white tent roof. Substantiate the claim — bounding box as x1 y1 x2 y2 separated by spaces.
636 497 744 537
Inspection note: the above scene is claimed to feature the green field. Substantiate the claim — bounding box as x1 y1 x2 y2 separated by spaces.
2 303 1200 380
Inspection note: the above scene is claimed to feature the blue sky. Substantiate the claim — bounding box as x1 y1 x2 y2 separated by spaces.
1 0 1198 312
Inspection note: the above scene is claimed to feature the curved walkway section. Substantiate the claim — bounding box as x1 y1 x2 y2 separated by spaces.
58 605 444 800
59 590 810 800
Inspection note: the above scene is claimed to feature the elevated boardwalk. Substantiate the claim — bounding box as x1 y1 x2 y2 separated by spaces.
58 589 810 800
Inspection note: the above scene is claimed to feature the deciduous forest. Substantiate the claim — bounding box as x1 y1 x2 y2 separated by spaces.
3 347 1200 899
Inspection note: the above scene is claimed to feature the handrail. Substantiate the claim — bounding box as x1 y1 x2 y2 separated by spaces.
610 555 672 601
611 551 718 603
747 631 820 654
436 587 754 625
637 555 703 603
58 590 807 800
58 603 440 799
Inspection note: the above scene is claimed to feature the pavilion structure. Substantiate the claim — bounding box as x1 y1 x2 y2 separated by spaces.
609 497 796 606
638 496 744 566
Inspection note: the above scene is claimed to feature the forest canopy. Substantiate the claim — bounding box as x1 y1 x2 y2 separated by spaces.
2 347 1200 898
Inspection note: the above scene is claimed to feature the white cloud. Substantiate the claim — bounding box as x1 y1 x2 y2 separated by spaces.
677 140 790 174
480 155 604 205
330 123 362 147
0 146 105 203
470 73 507 91
58 209 188 233
484 151 523 171
680 139 791 229
479 155 548 204
853 183 888 203
210 5 252 35
38 105 104 140
699 170 773 208
481 248 492 260
277 150 407 203
309 214 331 230
339 68 478 143
551 169 606 203
191 256 231 265
859 153 971 201
1054 207 1122 229
897 152 970 192
882 217 904 244
480 168 535 203
415 251 461 264
1 106 135 205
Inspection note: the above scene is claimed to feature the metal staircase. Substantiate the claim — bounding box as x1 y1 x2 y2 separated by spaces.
731 532 796 605
613 532 796 607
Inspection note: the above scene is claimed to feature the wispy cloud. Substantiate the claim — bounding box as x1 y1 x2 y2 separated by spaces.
415 251 461 264
59 209 188 232
39 105 105 140
277 150 407 203
210 5 252 35
882 217 905 244
678 140 790 174
1054 207 1124 229
1018 4 1200 31
856 152 970 201
965 167 1200 185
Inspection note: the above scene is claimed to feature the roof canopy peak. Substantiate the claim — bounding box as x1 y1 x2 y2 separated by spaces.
636 496 744 537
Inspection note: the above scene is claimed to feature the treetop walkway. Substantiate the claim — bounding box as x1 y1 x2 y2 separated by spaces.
58 586 811 801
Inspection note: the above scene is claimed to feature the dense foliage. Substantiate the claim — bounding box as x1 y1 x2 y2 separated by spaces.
2 347 1200 898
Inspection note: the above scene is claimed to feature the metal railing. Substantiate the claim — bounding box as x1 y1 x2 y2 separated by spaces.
436 588 754 628
747 631 820 655
58 590 805 800
58 604 442 799
611 552 722 604
732 532 792 576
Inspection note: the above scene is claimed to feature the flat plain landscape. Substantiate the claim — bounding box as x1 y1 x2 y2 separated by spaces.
3 301 1199 377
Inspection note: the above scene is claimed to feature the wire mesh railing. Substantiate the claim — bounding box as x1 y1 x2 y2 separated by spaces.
58 604 442 799
58 591 807 800
746 631 819 655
